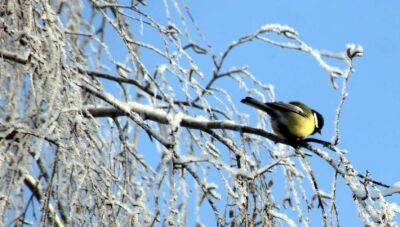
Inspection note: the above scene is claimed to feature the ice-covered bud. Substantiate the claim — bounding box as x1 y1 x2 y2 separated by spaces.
206 183 221 200
190 64 204 78
197 71 204 78
164 23 180 35
156 64 168 74
116 64 130 78
346 43 364 59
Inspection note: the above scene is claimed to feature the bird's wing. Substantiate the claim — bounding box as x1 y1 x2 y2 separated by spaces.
266 102 307 117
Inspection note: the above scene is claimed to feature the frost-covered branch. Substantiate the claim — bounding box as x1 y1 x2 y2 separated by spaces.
80 83 174 148
84 101 284 144
22 173 64 227
0 49 30 65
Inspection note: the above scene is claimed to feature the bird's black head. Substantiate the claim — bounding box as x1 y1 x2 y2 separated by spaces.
312 110 324 135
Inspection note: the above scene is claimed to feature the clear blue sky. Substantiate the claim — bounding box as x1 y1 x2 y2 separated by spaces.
102 1 400 225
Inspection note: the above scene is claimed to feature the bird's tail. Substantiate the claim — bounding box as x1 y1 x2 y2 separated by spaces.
240 97 272 114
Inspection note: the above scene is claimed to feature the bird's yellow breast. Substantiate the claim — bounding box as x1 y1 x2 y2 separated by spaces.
271 112 315 138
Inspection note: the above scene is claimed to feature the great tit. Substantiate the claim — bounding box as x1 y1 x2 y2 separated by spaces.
241 97 324 140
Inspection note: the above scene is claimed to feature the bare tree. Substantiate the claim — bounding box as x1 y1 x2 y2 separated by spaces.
0 0 398 226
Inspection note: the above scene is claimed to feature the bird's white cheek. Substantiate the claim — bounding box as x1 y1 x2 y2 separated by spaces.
313 112 318 128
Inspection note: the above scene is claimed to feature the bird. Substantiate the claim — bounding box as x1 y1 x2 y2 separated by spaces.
241 97 324 140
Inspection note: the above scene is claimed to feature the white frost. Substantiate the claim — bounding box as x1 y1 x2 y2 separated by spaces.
168 112 184 132
382 181 400 197
156 64 168 74
206 182 221 200
260 24 299 38
128 102 167 117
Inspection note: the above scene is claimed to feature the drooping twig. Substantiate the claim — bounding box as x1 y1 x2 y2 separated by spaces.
22 173 64 227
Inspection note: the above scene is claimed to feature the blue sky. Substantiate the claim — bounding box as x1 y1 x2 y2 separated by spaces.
97 0 400 225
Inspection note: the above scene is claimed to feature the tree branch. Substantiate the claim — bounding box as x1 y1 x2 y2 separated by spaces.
0 49 30 64
22 173 64 227
84 103 286 145
80 83 174 148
